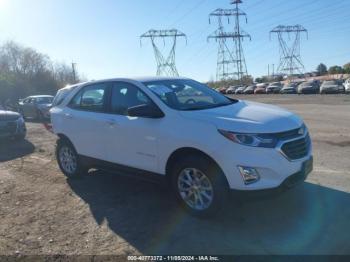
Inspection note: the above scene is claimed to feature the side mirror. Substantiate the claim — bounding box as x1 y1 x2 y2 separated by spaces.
127 104 164 119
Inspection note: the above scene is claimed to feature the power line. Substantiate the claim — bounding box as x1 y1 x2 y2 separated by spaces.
169 0 208 28
140 29 187 76
208 0 251 81
270 25 308 76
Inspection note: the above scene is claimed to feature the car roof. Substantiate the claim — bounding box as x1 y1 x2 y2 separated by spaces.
83 76 189 85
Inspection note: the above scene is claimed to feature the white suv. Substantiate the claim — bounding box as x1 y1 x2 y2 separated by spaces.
344 78 350 93
50 77 313 216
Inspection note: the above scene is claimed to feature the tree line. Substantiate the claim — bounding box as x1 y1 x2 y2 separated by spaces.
316 63 350 76
0 41 83 106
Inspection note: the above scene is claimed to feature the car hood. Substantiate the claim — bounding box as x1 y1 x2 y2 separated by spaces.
179 100 302 133
0 110 21 121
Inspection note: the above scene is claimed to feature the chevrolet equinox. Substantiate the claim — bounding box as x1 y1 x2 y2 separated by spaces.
50 77 313 216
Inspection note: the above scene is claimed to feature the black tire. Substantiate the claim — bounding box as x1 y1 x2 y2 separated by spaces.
170 154 229 217
14 134 26 141
56 139 89 178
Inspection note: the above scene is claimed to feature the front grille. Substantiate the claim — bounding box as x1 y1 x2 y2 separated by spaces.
0 121 17 134
275 128 300 140
281 134 310 160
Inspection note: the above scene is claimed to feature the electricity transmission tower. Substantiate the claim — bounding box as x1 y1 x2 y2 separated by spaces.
140 29 187 77
270 25 308 76
208 0 251 82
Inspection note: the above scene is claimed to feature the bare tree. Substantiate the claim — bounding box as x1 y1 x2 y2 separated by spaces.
0 40 83 104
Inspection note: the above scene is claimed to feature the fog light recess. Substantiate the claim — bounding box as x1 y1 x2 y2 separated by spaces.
238 166 260 185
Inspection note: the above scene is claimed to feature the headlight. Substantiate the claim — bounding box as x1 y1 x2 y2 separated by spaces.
218 129 278 148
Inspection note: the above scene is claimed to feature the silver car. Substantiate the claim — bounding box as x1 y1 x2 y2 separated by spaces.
343 78 350 93
320 80 344 94
18 95 54 120
266 82 283 94
298 81 320 94
234 86 247 94
280 82 299 94
0 110 26 141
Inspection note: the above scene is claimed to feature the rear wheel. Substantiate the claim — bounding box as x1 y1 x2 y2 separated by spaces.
171 155 229 217
56 139 88 178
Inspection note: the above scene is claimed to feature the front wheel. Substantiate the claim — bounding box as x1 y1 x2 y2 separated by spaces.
14 134 26 141
56 139 88 178
171 155 229 217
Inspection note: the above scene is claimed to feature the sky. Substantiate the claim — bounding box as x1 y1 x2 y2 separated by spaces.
0 0 349 82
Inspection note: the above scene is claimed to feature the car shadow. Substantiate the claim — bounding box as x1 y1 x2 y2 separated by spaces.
67 170 350 255
0 139 35 162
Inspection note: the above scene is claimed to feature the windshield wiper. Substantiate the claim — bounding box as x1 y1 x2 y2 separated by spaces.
182 101 235 111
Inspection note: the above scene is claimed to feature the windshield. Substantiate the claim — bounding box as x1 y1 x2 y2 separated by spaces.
143 79 236 111
36 97 53 104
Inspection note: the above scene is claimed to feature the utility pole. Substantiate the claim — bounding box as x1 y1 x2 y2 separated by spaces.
71 62 77 83
140 29 187 77
270 25 308 77
268 64 270 77
208 0 251 82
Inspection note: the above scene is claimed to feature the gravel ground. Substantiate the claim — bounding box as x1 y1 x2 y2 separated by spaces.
0 94 350 255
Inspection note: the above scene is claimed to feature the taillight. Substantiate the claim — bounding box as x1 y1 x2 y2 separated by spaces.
43 122 53 133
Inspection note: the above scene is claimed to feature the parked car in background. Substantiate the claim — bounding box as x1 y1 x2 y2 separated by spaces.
243 85 257 94
235 86 247 94
225 86 237 94
18 95 54 120
266 82 283 94
344 78 350 93
254 83 267 94
218 87 228 94
0 110 26 141
320 80 344 94
297 81 320 94
280 82 299 94
51 77 313 216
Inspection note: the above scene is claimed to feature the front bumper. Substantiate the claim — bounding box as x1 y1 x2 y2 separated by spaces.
212 134 313 191
281 89 297 94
